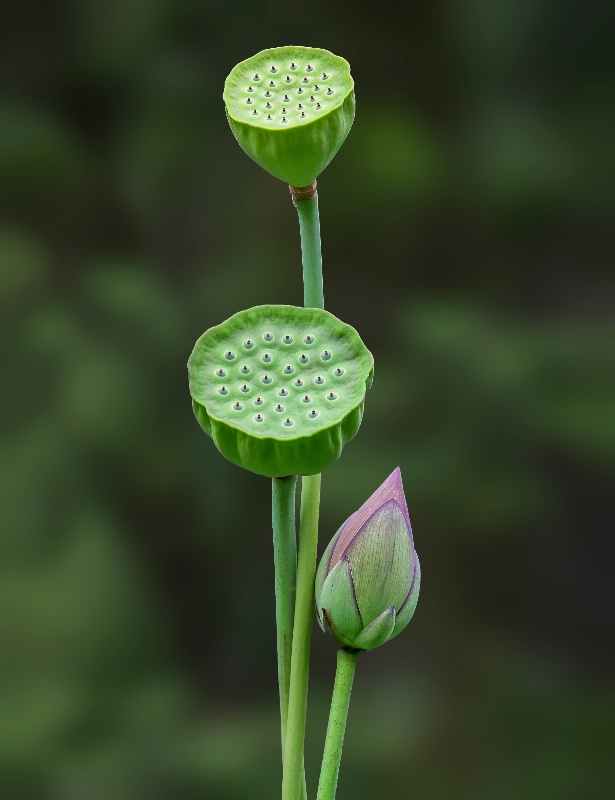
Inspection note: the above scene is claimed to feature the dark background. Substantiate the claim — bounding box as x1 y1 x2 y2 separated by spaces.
1 1 613 798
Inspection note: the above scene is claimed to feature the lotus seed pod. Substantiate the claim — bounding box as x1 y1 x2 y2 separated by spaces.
224 46 355 187
188 305 373 478
315 468 420 651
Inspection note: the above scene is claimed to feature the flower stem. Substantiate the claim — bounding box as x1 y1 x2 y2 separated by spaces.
282 472 322 800
290 181 324 310
271 475 298 758
316 648 360 800
280 182 324 799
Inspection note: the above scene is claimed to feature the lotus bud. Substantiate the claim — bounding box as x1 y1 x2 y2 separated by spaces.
315 468 420 651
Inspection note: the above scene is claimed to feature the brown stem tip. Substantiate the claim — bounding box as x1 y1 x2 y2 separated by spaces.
289 180 318 203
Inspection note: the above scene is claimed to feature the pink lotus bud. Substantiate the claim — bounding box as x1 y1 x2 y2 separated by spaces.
315 468 420 651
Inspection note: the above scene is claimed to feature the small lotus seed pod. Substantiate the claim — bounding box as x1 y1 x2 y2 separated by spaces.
223 46 355 187
315 468 420 651
188 305 373 478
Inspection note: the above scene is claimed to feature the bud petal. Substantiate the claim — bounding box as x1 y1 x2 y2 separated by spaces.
315 525 343 630
318 558 363 644
393 554 421 637
346 499 412 626
352 606 396 650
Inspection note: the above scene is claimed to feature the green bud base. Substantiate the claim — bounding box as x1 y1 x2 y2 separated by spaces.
224 46 355 187
188 305 373 478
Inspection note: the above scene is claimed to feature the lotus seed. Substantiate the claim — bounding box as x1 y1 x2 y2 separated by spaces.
334 367 345 376
315 375 325 385
299 354 309 364
310 95 315 102
321 350 331 360
297 88 304 95
266 102 272 109
216 368 226 377
241 384 250 393
285 76 291 83
304 335 315 344
270 65 277 73
267 115 272 120
247 86 254 92
283 334 293 344
218 386 228 395
243 339 254 349
298 103 304 110
327 88 333 95
322 72 329 80
262 353 272 363
269 80 275 88
254 74 260 81
284 94 290 102
262 374 272 384
278 388 289 397
264 332 274 341
294 378 304 387
240 365 250 374
302 77 309 84
306 64 313 72
314 84 320 91
309 409 319 418
265 91 272 98
327 392 338 401
246 98 253 105
252 110 258 115
254 414 264 423
275 404 284 412
316 103 322 110
302 395 312 403
233 402 243 410
225 350 236 360
282 117 287 123
283 365 294 374
284 418 294 426
282 107 287 113
254 396 263 406
290 63 296 70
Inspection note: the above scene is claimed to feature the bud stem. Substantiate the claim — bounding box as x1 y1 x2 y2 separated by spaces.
316 648 360 800
271 475 298 760
282 472 322 800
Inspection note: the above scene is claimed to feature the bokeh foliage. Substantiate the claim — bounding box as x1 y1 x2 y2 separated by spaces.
1 1 613 798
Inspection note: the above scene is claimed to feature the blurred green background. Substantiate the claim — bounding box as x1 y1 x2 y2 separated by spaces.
1 1 613 798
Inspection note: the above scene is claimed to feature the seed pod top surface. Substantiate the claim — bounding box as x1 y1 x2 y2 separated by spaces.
224 46 355 187
188 305 373 478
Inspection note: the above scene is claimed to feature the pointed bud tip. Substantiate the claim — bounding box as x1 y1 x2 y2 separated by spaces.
330 466 411 565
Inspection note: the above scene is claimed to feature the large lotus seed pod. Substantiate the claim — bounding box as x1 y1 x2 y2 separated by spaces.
223 46 355 187
188 305 373 478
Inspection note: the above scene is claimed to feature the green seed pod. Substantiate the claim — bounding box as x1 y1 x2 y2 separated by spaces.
188 305 373 478
315 468 420 651
224 46 355 187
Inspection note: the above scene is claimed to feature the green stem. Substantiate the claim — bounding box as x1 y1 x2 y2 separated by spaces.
291 182 324 310
271 475 298 758
282 473 322 800
316 649 360 800
281 182 323 799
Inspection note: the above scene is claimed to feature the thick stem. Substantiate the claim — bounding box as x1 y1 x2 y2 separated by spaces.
316 649 360 800
282 182 324 799
282 473 322 800
290 181 324 310
271 475 298 758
